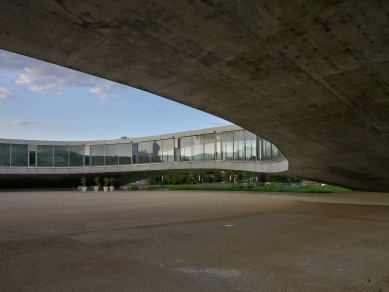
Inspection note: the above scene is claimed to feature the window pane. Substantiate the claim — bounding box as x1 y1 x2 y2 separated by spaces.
84 145 90 166
203 133 215 160
105 144 118 165
91 145 104 166
222 132 233 160
54 145 68 167
138 141 150 164
118 143 131 165
262 140 272 160
245 131 257 161
11 144 28 166
192 136 203 161
234 130 245 160
151 140 162 163
37 145 53 167
162 139 174 162
0 143 10 166
272 144 282 160
69 145 84 166
180 136 191 161
132 143 138 164
215 133 221 160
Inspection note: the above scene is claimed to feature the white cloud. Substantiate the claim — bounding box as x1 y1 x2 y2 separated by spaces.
10 120 39 126
0 50 132 100
209 122 232 126
0 86 11 99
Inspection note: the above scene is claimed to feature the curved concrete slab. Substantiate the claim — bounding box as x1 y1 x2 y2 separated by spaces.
0 1 388 190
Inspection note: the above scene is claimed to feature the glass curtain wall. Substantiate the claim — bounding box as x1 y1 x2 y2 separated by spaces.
222 132 233 160
262 139 272 160
272 144 282 160
138 141 150 164
192 136 203 161
118 143 131 165
91 145 104 166
132 143 138 164
29 145 36 167
215 133 222 160
37 145 53 167
180 136 191 161
105 144 118 165
69 145 84 166
0 143 10 166
245 131 257 161
203 133 215 160
233 130 245 160
162 139 174 162
54 145 68 167
151 140 163 163
11 144 28 166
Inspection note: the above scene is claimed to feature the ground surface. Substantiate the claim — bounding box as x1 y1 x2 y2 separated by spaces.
0 190 388 291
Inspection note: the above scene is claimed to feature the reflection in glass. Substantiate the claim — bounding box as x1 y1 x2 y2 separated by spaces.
11 144 28 166
192 136 203 161
272 144 282 160
69 145 84 166
91 145 104 166
263 140 272 160
138 141 150 164
105 144 118 165
203 133 215 160
151 140 162 163
180 136 191 161
222 132 233 160
215 133 222 160
118 143 131 165
162 139 174 162
245 131 257 161
132 143 138 164
234 130 245 160
54 145 68 167
37 145 53 167
0 143 10 166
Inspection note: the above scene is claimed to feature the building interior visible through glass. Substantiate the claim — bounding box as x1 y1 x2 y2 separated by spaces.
0 130 283 167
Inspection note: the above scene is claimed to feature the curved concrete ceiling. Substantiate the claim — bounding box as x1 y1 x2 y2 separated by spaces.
0 1 388 191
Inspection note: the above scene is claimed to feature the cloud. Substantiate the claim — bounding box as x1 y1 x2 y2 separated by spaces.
10 120 39 126
0 49 132 100
209 122 233 126
0 86 11 99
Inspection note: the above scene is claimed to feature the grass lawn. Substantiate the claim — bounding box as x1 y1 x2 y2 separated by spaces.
147 184 350 193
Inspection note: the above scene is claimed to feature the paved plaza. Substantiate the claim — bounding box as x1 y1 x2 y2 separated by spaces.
0 190 388 291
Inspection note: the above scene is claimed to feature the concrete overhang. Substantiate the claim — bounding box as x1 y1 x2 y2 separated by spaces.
0 1 388 191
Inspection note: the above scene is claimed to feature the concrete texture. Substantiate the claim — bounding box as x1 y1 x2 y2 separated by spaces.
0 1 388 191
0 190 388 291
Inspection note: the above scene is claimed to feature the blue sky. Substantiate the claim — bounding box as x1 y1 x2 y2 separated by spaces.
0 49 231 141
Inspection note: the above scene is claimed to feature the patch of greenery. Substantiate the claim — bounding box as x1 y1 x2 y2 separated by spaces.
147 183 350 193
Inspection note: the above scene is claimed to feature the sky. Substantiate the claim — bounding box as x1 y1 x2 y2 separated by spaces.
0 49 231 141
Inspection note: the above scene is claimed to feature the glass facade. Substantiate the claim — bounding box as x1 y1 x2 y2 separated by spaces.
234 130 245 160
54 145 68 167
0 143 10 166
245 131 257 161
180 136 192 161
151 140 162 163
203 133 215 160
11 144 28 166
91 145 104 166
222 132 234 160
192 136 203 161
37 145 53 167
138 141 150 164
105 144 118 165
118 143 131 165
69 145 84 167
0 129 284 168
262 139 272 160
